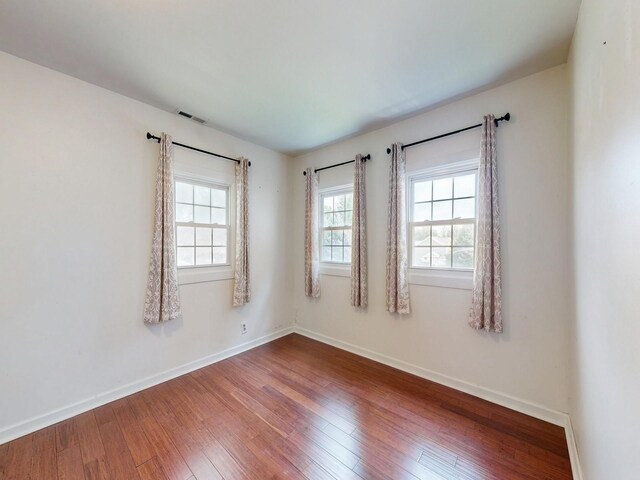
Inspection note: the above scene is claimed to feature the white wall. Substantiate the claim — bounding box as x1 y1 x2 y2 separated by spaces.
291 65 572 414
0 40 595 458
569 0 640 478
0 51 293 440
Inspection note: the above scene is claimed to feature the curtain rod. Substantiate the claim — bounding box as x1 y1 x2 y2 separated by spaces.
303 154 371 176
146 132 251 166
385 113 511 154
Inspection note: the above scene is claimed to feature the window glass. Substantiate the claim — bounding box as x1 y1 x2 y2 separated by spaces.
409 169 477 270
175 180 229 267
320 189 353 264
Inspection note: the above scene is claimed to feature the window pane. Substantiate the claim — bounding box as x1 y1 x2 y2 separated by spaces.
344 246 352 263
343 229 352 246
334 195 346 211
177 226 194 246
196 247 212 265
177 247 194 266
213 228 227 246
195 227 212 246
412 246 431 267
413 226 431 246
323 196 333 213
432 247 452 267
211 207 226 225
413 202 431 222
433 200 453 221
334 211 345 226
331 230 343 246
211 188 226 208
322 246 331 262
345 211 353 226
454 174 476 198
453 224 474 246
194 186 211 206
345 193 353 210
194 205 210 224
433 178 453 200
213 247 227 264
454 198 475 219
331 246 343 263
175 182 193 203
176 203 193 223
322 230 332 245
414 181 432 202
432 225 452 246
323 213 334 227
453 247 474 268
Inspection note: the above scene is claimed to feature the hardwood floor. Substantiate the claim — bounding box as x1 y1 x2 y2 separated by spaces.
0 334 573 479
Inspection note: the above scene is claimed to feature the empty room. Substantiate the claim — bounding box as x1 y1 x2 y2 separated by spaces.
0 1 638 479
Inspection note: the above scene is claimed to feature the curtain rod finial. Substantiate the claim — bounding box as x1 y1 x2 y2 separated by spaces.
303 171 307 176
386 147 391 154
504 112 511 121
146 132 152 140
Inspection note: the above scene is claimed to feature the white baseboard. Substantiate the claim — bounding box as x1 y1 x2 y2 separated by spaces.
1 324 583 479
293 326 583 480
294 326 565 425
0 326 294 446
564 416 584 480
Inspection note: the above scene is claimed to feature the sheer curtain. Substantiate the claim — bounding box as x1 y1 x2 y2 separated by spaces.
143 133 182 324
469 115 503 332
385 143 411 314
233 157 250 306
304 168 320 298
351 154 367 308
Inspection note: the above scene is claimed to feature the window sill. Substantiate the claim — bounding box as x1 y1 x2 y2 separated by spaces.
178 267 234 285
320 264 351 278
408 269 473 290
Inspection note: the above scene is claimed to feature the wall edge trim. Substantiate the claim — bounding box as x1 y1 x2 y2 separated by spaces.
564 415 584 480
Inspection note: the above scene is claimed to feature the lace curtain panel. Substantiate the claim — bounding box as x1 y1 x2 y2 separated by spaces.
143 133 182 324
233 157 250 306
385 143 411 314
469 114 503 332
350 154 368 308
304 168 321 298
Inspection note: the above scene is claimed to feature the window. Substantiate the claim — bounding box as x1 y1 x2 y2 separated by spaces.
320 188 353 264
409 163 477 270
174 178 230 267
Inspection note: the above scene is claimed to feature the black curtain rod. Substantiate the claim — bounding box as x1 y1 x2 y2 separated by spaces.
146 132 251 166
386 113 511 154
303 154 371 176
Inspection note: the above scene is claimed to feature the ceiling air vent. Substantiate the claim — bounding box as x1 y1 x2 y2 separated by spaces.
177 110 206 124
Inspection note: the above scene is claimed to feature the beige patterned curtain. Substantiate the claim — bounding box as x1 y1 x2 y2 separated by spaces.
304 168 320 298
143 133 182 324
385 143 411 314
351 154 367 308
233 158 250 306
469 115 503 332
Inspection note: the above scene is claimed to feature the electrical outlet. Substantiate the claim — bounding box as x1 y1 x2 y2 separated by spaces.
241 322 248 335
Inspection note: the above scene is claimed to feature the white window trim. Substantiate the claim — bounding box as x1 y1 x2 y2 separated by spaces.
407 158 479 290
319 184 353 275
320 265 351 278
408 270 473 290
173 168 235 285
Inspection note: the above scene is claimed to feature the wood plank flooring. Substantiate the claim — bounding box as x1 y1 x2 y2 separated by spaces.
0 334 573 479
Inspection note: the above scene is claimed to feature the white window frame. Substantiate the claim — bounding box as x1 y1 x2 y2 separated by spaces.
172 168 235 285
407 158 478 290
319 184 353 277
